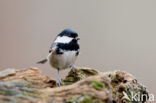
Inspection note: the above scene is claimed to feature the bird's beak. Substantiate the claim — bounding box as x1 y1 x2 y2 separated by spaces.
76 37 80 40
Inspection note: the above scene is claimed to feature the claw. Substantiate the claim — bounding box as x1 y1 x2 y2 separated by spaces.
70 65 76 73
57 69 62 86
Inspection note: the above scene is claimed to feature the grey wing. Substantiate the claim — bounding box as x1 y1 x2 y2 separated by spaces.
37 41 57 64
49 42 57 53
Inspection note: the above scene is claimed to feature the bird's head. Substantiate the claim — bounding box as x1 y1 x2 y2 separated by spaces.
54 29 80 44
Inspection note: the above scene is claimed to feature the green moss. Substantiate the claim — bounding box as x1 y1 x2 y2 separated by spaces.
92 80 105 91
98 100 103 103
64 68 99 86
80 97 93 103
63 77 75 85
2 98 11 102
133 79 138 84
80 69 98 76
67 96 79 103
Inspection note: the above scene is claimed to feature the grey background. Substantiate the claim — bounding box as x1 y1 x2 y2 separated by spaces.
0 0 156 99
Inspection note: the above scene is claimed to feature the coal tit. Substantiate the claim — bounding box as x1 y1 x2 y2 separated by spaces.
37 29 80 85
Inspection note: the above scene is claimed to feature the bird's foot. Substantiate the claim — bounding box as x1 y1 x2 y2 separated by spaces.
57 77 62 86
70 65 76 73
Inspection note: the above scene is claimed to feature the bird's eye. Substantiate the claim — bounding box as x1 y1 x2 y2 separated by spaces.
68 35 72 37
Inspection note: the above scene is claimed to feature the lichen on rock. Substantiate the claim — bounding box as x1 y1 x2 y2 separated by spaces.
0 67 149 103
63 68 98 85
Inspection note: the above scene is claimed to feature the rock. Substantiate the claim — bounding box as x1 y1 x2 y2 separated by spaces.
0 68 16 79
0 67 149 103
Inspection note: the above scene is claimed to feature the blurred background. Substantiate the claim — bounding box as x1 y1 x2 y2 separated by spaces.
0 0 156 98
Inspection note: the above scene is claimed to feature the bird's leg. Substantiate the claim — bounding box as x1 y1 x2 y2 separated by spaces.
70 65 76 73
57 69 62 86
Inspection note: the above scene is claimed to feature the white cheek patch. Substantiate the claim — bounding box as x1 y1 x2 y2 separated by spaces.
54 36 73 43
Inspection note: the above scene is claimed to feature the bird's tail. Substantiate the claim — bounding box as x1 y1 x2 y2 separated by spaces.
37 58 48 64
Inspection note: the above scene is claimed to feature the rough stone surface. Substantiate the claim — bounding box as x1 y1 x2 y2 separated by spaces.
0 67 149 103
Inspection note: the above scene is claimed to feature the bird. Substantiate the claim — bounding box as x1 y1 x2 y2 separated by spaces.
37 29 80 86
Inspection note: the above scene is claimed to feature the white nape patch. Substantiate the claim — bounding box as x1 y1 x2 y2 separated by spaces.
54 36 72 44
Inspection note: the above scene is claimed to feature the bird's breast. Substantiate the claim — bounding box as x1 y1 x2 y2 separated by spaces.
49 50 78 70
